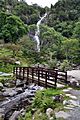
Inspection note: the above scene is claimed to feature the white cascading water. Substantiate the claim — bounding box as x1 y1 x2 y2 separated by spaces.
34 13 47 52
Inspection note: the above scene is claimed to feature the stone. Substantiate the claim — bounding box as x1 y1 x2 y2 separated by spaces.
0 83 3 88
46 108 54 119
65 94 77 100
4 82 10 87
53 95 64 102
16 79 23 87
15 61 20 65
55 111 71 119
50 117 54 120
69 100 80 107
29 84 44 91
16 88 23 94
62 88 72 93
3 88 17 97
64 106 74 110
63 100 69 105
63 89 70 93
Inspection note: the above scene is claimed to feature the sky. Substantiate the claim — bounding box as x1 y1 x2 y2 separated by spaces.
25 0 58 7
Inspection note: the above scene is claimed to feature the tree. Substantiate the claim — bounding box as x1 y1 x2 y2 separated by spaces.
61 38 79 63
1 13 27 43
5 43 20 58
73 22 80 39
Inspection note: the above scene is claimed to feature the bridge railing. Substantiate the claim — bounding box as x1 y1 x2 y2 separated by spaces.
13 67 67 88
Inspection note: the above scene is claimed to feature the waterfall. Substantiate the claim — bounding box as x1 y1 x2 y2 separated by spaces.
34 13 47 52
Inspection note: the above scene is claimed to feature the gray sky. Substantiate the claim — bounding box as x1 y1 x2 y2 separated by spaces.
25 0 58 7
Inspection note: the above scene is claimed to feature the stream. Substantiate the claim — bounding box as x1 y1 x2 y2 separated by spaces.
0 79 44 120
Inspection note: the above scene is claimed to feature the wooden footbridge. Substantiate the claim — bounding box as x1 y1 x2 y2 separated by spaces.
13 66 67 88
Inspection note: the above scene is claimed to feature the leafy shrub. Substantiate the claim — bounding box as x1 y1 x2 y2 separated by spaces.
59 60 70 71
32 89 63 112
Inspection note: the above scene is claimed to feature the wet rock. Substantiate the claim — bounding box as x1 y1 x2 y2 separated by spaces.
28 84 36 90
3 88 17 97
16 79 24 87
29 84 44 91
9 109 23 120
0 83 3 88
55 111 71 119
4 82 10 87
16 88 23 94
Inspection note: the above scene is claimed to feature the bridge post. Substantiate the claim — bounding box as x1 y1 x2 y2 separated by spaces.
23 67 25 80
55 70 58 88
26 67 29 84
65 71 67 84
45 70 47 88
38 69 40 86
32 68 34 83
15 67 18 79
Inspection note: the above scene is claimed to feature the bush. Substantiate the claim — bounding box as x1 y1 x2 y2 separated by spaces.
32 89 63 112
59 60 70 71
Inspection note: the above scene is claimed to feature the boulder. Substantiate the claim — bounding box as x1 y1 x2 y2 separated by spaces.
3 88 17 97
16 79 24 87
46 108 54 119
52 95 64 102
0 83 3 88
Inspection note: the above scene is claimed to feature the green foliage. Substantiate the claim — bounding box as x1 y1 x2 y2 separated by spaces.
18 88 64 120
24 111 32 120
73 21 80 39
59 60 70 71
61 38 79 63
0 12 27 43
48 0 80 38
33 110 48 120
32 88 63 111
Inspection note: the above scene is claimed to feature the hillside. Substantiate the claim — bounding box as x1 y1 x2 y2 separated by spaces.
0 0 80 72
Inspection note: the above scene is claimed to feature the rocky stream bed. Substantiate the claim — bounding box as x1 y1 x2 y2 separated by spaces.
0 80 44 120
